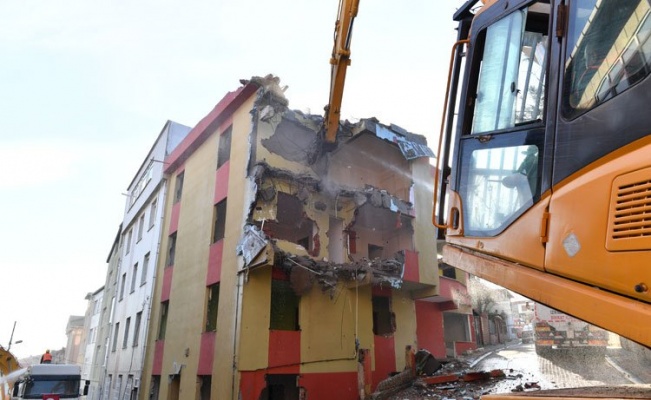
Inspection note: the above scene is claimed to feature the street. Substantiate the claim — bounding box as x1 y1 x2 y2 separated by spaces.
474 342 638 395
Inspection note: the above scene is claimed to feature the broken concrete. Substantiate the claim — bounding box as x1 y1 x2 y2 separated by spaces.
239 74 436 300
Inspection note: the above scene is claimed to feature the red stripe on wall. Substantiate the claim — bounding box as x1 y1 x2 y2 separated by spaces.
214 161 230 204
206 240 223 285
403 249 420 283
169 202 180 234
239 371 266 400
299 372 358 400
372 285 392 297
197 331 216 375
271 266 289 281
152 340 164 375
372 335 396 390
161 267 173 302
268 330 300 374
415 300 446 359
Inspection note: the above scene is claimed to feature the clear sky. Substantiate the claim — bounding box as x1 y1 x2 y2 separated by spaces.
0 0 465 359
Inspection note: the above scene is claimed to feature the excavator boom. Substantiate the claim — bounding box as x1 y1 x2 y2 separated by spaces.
323 0 359 143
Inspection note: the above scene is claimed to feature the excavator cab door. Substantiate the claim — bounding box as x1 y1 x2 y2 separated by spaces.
448 1 554 270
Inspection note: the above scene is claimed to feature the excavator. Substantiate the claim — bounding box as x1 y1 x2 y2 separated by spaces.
0 346 20 400
325 0 651 398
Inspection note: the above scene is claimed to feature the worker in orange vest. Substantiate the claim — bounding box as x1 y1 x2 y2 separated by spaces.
40 349 52 364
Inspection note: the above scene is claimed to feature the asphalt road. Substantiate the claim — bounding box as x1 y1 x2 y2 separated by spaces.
475 342 635 394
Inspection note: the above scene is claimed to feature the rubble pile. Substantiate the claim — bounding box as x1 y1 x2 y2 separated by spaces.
370 349 545 400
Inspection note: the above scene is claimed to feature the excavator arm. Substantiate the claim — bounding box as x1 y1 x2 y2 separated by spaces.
323 0 359 143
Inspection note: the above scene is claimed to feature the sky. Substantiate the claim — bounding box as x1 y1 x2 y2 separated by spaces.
0 0 466 359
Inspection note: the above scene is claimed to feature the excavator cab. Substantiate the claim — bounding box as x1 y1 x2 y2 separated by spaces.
438 0 651 348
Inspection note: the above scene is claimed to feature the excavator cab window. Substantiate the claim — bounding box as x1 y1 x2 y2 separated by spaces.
563 0 651 118
457 1 549 237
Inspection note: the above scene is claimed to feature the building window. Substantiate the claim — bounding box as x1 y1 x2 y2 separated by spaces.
122 317 131 349
112 323 120 352
205 284 220 332
212 200 227 243
133 312 142 347
173 172 184 204
368 244 384 259
372 295 395 336
119 273 127 301
137 215 145 242
130 263 138 293
198 375 211 400
217 126 232 169
158 301 169 340
149 199 157 229
270 278 299 331
141 253 150 286
125 229 133 255
166 233 177 267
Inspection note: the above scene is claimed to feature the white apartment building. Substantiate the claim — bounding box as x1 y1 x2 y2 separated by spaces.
100 121 190 400
81 287 104 399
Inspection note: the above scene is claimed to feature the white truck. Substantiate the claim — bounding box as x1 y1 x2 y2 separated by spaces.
11 364 88 400
534 303 608 356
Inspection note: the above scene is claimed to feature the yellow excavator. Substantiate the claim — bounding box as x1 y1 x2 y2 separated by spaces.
325 0 651 398
0 346 20 400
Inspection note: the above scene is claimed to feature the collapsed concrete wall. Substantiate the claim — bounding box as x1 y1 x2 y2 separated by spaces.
238 75 434 295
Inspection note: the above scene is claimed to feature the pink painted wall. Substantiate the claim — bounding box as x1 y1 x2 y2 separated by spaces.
415 300 446 358
206 241 223 285
197 332 216 375
268 330 300 374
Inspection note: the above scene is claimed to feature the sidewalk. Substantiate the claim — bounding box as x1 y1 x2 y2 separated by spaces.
457 340 651 384
606 346 651 384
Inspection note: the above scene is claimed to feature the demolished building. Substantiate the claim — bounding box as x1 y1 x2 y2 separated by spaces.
140 75 475 400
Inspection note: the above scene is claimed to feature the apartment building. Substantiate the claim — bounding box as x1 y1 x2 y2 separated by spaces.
139 75 473 400
99 121 190 400
80 287 104 399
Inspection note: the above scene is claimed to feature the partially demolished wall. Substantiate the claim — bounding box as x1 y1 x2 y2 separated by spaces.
238 75 434 295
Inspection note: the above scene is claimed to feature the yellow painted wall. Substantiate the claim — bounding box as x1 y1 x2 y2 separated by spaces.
238 267 271 370
160 125 219 400
300 284 373 374
212 95 257 399
390 289 418 371
411 158 439 287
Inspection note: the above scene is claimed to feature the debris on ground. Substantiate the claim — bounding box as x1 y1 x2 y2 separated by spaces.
370 348 542 399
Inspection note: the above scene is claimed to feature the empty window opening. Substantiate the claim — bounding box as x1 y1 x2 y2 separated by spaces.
123 317 130 349
260 374 300 400
112 323 120 352
166 233 177 267
133 311 142 347
141 253 150 285
173 172 184 204
441 265 458 280
212 200 227 243
205 283 220 332
270 278 300 331
260 192 314 253
372 295 396 336
120 273 127 301
368 244 384 260
130 263 138 293
158 301 169 340
197 375 211 400
217 126 232 169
